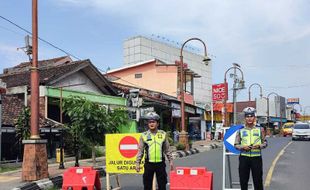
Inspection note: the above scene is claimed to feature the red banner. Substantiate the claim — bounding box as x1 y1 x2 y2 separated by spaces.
213 102 233 113
212 83 228 102
0 88 6 94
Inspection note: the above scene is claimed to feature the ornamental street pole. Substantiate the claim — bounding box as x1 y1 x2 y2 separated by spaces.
178 38 210 150
22 0 48 181
223 64 245 126
0 80 6 163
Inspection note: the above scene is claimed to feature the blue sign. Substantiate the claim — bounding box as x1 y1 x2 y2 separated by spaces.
223 125 244 154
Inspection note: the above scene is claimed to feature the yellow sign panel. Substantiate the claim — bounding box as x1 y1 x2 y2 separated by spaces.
105 133 144 174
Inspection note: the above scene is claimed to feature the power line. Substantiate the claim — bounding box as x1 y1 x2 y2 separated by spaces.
0 15 81 60
247 64 310 69
0 25 24 36
266 83 310 89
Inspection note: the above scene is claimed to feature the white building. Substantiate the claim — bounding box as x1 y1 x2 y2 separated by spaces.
123 36 212 108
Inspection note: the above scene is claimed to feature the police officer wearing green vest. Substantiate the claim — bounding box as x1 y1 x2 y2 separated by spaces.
136 111 174 190
234 107 267 190
211 123 216 140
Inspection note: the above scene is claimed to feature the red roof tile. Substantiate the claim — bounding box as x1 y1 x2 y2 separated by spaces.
0 60 86 88
1 95 24 126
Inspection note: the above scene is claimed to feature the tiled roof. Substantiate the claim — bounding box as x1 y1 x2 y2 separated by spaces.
0 60 86 88
1 95 24 126
3 56 71 75
1 94 61 128
111 82 170 105
0 57 117 95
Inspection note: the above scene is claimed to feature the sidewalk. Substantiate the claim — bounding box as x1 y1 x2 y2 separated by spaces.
1 157 105 190
1 139 222 190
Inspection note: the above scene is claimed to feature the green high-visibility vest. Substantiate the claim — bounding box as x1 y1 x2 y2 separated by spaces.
211 124 216 132
240 127 262 157
141 130 166 163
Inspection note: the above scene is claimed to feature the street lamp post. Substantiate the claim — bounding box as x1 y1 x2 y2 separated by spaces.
303 106 310 122
248 83 263 101
267 92 279 136
292 104 302 122
179 38 210 149
223 64 245 126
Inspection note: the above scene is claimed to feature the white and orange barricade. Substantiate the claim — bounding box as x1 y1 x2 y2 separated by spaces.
170 167 213 190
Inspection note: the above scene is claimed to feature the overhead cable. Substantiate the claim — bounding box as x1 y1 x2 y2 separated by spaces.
0 15 81 60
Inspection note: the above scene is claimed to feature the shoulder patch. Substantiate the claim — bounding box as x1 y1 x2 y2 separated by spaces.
142 131 148 136
242 130 248 137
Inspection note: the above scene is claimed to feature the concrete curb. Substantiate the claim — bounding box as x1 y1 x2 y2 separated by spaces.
13 167 106 190
172 142 222 159
12 176 60 190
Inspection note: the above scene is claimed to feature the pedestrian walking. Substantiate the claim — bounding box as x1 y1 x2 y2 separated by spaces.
234 107 268 190
211 123 216 140
136 111 174 190
173 130 179 143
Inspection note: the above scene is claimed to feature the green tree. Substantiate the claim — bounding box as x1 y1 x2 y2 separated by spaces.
62 96 129 165
15 107 30 160
108 108 130 133
15 107 31 142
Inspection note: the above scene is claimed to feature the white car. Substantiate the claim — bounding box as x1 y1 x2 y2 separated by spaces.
292 123 310 141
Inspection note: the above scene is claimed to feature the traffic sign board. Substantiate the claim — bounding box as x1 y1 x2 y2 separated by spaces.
119 136 139 158
223 125 244 154
106 133 143 174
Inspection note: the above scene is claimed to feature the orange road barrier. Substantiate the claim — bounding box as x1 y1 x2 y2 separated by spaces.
62 167 101 190
170 167 213 190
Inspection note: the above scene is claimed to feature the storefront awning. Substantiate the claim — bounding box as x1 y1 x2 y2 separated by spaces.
46 87 126 106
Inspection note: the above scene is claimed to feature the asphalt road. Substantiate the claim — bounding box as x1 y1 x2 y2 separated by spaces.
268 138 310 190
223 136 293 189
101 137 296 190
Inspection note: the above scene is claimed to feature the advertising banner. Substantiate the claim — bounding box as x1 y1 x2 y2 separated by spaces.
287 98 299 105
105 133 144 174
212 83 228 102
171 102 181 118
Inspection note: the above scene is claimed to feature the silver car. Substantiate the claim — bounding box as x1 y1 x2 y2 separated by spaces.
292 123 310 141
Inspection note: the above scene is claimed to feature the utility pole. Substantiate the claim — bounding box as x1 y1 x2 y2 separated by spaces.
0 92 2 163
0 80 6 163
59 87 65 169
22 0 48 181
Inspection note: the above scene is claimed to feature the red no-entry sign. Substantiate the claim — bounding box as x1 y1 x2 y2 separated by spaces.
119 136 139 158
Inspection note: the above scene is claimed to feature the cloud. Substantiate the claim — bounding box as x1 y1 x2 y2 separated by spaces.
54 0 310 49
252 26 310 45
51 0 310 104
0 44 27 69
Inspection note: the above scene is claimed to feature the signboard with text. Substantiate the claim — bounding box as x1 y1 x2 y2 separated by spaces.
212 83 228 102
287 98 299 105
105 133 144 174
171 102 181 117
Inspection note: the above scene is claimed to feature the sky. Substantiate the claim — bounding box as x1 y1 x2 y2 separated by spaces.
0 0 310 113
